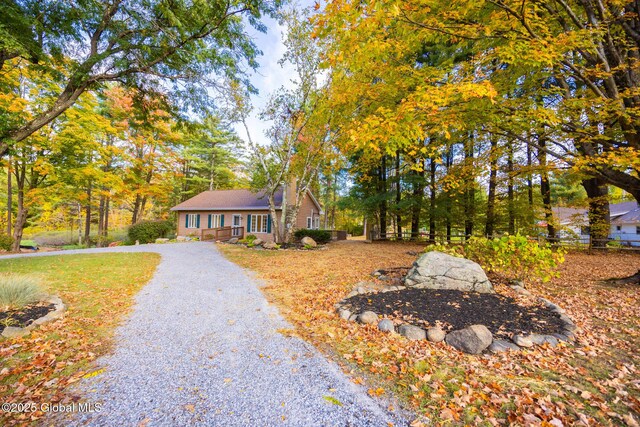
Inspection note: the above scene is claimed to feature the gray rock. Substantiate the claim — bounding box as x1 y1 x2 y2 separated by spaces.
372 270 382 277
252 238 264 246
511 285 532 297
227 237 239 244
426 327 446 343
377 319 395 332
339 308 352 321
404 251 494 293
398 324 426 340
530 334 559 347
357 311 378 325
263 242 278 250
488 339 520 353
1 326 29 339
301 236 317 247
445 325 493 354
155 238 170 244
513 334 534 348
348 314 358 322
551 333 572 342
176 236 187 241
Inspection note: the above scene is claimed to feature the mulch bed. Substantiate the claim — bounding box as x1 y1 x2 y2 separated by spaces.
343 288 565 340
0 303 55 334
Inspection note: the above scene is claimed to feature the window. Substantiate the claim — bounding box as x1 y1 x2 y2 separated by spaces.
307 216 320 230
637 226 640 234
186 214 199 229
616 225 622 232
249 214 268 233
306 217 312 229
208 214 223 229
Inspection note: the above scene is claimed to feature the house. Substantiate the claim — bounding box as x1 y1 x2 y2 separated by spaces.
170 184 323 242
549 201 640 246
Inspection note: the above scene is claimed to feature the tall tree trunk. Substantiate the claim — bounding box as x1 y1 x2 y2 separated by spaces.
331 172 337 229
131 194 141 224
11 161 26 252
139 195 148 222
429 158 436 242
104 197 110 236
410 160 424 241
395 151 402 238
379 155 387 238
582 178 610 247
507 143 515 234
445 147 453 243
538 138 556 239
84 184 92 245
464 137 475 239
526 143 534 210
485 136 498 237
6 161 11 237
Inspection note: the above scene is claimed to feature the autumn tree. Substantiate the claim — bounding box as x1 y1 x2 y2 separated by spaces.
0 0 281 157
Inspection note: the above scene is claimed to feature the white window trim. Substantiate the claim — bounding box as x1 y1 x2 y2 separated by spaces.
210 214 221 229
186 214 198 229
250 214 268 233
306 217 312 229
314 217 320 230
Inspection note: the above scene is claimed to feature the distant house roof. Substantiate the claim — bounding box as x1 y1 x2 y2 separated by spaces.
552 207 588 225
611 201 640 225
549 201 640 226
170 189 283 211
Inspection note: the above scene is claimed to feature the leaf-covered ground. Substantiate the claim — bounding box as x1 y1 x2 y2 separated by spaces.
220 241 640 426
0 253 160 426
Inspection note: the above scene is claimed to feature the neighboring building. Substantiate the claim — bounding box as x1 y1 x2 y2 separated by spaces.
548 201 640 246
170 185 323 242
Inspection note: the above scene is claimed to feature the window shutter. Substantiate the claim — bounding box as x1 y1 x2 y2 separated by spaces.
208 214 212 229
221 215 225 227
247 215 252 233
185 214 189 228
196 214 200 228
267 214 272 233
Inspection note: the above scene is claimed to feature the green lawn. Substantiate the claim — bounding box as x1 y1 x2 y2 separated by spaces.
0 253 160 426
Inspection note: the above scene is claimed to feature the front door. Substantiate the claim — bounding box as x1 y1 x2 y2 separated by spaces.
232 215 242 236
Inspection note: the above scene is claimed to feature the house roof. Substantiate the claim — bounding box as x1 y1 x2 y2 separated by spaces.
611 201 640 225
551 207 588 225
170 189 283 211
170 187 324 213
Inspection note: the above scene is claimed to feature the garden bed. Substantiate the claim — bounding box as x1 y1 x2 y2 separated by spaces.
341 288 565 340
0 303 55 334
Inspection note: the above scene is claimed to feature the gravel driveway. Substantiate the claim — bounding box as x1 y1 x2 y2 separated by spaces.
12 242 409 426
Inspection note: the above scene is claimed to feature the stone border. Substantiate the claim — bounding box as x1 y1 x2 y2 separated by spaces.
335 279 578 355
1 295 66 339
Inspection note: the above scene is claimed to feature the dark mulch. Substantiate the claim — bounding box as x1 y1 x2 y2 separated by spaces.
0 303 55 334
343 288 565 339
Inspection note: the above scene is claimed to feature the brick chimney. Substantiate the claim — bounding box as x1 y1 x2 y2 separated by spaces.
285 176 297 206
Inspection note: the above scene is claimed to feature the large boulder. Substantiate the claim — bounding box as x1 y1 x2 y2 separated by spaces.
404 251 494 293
445 324 493 354
301 236 317 247
398 324 426 340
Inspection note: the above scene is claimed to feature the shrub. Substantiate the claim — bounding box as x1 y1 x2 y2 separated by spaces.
426 235 566 282
0 234 13 251
0 274 45 311
245 234 257 242
127 220 174 244
294 229 331 244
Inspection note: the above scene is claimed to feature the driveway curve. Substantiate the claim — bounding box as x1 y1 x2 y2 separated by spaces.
7 242 409 426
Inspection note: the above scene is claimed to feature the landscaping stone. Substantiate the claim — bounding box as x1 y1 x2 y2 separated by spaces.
513 334 534 348
377 319 395 333
253 238 264 246
1 326 29 339
426 327 446 343
301 236 317 247
551 333 572 342
339 308 352 321
404 251 494 293
530 334 559 347
155 238 170 244
445 325 493 354
398 324 426 340
357 311 378 325
176 236 187 241
228 237 239 244
263 242 278 250
511 285 532 297
348 314 358 322
488 339 520 353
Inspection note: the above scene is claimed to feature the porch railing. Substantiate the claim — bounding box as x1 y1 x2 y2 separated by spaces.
200 226 244 241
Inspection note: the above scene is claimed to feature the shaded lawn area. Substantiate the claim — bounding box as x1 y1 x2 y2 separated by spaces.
0 253 160 426
220 241 640 426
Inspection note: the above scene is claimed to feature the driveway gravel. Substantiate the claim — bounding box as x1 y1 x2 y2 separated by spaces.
12 242 409 426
